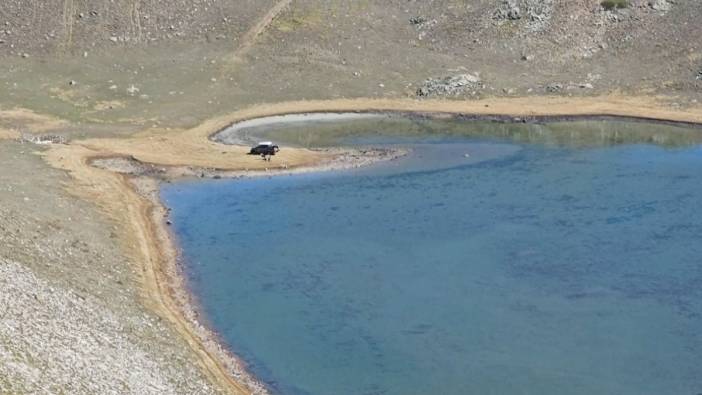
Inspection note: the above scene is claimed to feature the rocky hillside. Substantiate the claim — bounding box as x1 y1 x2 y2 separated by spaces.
0 0 277 55
0 2 700 394
0 0 699 130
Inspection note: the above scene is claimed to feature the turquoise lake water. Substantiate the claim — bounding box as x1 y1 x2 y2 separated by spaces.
162 120 702 395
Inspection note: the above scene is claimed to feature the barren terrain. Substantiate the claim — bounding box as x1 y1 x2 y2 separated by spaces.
1 1 701 394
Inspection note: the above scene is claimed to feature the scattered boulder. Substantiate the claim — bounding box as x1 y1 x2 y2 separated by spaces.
21 134 67 145
410 16 437 40
546 82 563 93
494 0 522 20
409 16 427 26
126 85 140 95
417 73 482 97
524 0 554 32
494 0 554 32
649 0 672 11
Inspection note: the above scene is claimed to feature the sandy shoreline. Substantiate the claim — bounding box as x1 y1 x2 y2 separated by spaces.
137 176 270 394
34 96 702 394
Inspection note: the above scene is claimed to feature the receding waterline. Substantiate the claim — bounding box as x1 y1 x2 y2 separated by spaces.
164 117 702 395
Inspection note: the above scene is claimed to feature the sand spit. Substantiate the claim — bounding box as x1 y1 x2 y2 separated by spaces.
32 96 702 394
65 96 702 175
92 147 406 180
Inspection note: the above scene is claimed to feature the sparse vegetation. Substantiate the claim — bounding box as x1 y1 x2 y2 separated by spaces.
601 0 630 10
1 0 701 393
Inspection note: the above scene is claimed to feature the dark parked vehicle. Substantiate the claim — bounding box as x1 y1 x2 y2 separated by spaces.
249 142 279 160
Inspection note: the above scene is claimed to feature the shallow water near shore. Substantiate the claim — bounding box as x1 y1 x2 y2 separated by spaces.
163 119 702 395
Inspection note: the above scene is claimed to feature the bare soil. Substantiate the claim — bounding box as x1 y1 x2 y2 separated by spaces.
1 1 702 394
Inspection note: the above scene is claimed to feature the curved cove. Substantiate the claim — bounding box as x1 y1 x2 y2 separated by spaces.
163 118 702 395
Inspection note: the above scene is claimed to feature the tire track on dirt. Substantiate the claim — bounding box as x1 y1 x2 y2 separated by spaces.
230 0 293 63
62 0 75 49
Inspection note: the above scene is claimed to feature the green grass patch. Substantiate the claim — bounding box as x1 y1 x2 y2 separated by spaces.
601 0 630 10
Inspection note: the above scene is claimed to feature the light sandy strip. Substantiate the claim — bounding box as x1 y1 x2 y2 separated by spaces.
217 112 385 134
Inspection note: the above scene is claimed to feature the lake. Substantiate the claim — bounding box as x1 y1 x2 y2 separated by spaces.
162 116 702 395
